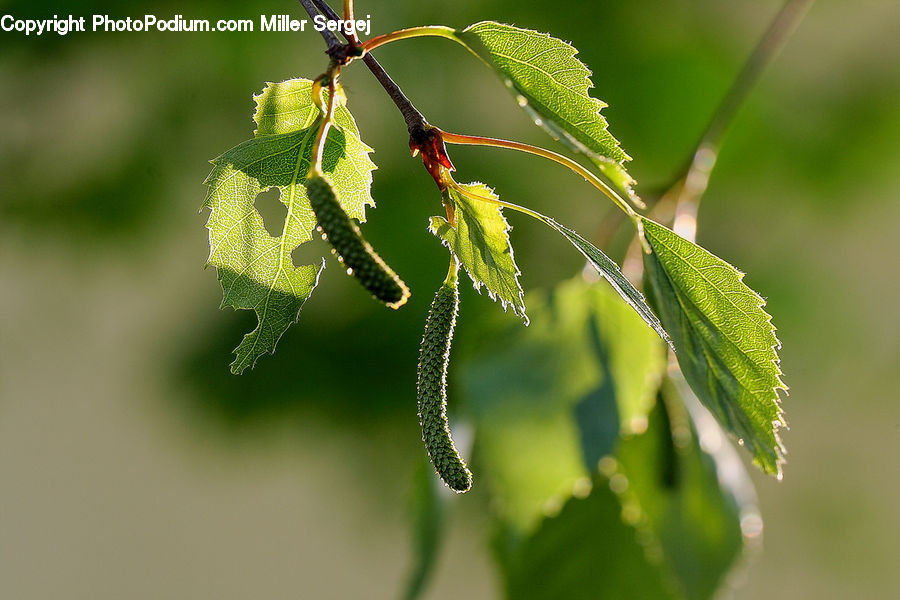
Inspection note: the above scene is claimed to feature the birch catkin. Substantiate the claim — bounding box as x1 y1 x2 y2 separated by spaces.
306 175 410 308
417 271 472 492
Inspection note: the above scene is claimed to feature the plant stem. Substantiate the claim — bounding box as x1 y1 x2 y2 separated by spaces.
310 68 340 176
445 175 551 225
362 54 429 134
441 131 640 219
670 0 814 242
620 0 814 281
444 253 459 287
342 0 360 46
298 0 341 50
303 0 429 135
362 26 459 52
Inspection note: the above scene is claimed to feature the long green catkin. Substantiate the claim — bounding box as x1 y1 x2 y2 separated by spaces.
306 175 410 308
417 267 473 492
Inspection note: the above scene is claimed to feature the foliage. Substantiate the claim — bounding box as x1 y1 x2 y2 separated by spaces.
456 21 636 198
430 183 525 319
204 78 375 373
641 218 787 476
203 3 790 598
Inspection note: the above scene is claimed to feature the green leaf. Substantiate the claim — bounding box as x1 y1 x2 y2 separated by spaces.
253 79 376 220
463 278 751 599
501 479 677 600
456 21 635 197
641 218 787 476
429 182 526 320
542 217 671 346
461 278 666 532
617 380 753 599
204 78 376 373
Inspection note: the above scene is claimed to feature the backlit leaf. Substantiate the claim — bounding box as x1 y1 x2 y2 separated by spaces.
204 78 376 373
641 218 787 476
456 21 635 197
429 182 526 320
501 479 677 600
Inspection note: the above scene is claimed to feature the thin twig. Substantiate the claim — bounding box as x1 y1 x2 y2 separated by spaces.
360 54 429 134
621 0 813 281
302 0 429 135
298 0 341 50
670 0 814 242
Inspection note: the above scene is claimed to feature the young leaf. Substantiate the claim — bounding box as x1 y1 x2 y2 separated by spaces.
456 22 635 197
429 183 526 320
204 79 376 373
254 79 376 219
640 218 787 476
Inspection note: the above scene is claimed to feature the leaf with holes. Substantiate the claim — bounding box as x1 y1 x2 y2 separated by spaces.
203 78 376 373
641 218 787 476
456 21 635 198
429 182 526 320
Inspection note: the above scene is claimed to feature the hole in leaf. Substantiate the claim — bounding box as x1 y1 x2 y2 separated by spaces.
254 187 286 237
291 235 329 269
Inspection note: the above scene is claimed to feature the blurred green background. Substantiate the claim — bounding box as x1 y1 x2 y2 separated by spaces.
1 0 898 598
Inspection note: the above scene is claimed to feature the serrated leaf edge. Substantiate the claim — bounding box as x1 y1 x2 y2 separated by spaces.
643 220 788 395
251 78 377 219
642 218 788 474
203 78 378 372
457 21 636 195
428 215 528 325
227 258 326 374
428 182 527 323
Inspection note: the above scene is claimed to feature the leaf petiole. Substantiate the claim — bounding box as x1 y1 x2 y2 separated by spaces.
446 174 616 245
342 0 360 45
444 173 591 232
441 172 670 344
443 174 542 222
440 131 644 217
310 66 341 177
361 26 460 53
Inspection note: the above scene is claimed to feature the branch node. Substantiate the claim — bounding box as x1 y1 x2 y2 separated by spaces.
409 127 455 189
